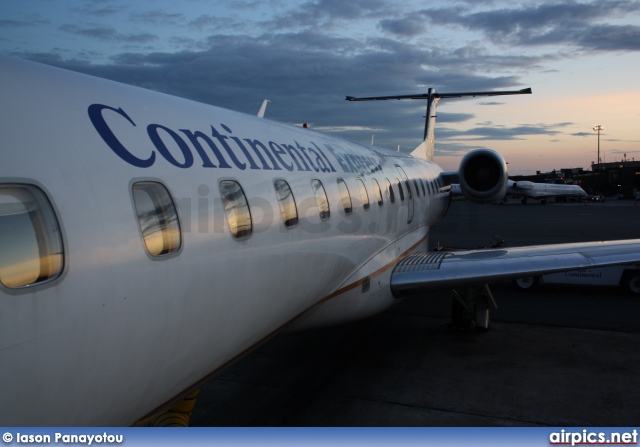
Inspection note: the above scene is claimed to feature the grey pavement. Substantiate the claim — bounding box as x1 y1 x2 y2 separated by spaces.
191 199 640 426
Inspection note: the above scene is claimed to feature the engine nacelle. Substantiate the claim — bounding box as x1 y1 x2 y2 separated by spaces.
512 181 534 190
458 149 508 203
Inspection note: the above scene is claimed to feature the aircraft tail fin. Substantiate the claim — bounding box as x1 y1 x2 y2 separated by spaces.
346 88 531 161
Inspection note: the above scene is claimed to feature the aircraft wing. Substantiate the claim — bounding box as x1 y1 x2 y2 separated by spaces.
391 239 640 297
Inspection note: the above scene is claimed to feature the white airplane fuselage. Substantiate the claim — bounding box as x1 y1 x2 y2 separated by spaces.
507 180 587 201
0 57 451 425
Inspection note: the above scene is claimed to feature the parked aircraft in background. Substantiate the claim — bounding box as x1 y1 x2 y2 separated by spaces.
452 180 586 204
2 56 640 426
514 264 640 295
506 180 587 204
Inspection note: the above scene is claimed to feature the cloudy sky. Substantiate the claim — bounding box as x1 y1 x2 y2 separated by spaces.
2 0 639 174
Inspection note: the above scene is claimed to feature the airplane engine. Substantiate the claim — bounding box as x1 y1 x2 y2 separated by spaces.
513 181 534 190
458 149 508 203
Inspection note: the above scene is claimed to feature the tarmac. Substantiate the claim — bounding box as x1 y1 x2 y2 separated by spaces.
191 198 640 426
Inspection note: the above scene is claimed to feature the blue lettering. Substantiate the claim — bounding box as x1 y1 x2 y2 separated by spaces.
323 144 349 173
88 104 155 168
89 104 350 175
361 155 373 173
244 139 279 171
296 141 319 172
268 142 294 171
179 129 232 169
308 146 329 173
311 143 337 173
221 124 260 170
343 153 358 173
283 143 309 171
147 124 193 168
210 125 246 170
353 154 367 173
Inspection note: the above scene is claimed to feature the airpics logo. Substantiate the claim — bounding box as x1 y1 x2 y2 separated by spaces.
3 432 124 445
549 429 638 446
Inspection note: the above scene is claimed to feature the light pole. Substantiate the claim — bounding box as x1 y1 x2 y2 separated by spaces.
593 124 604 165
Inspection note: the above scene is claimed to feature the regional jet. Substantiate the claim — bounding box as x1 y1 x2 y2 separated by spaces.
1 56 639 426
451 181 586 204
506 180 587 204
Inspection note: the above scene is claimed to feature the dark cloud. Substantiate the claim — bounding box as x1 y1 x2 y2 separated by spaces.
438 123 566 142
189 15 234 30
267 0 389 29
131 11 185 26
0 19 49 28
424 1 640 51
378 16 426 37
59 24 158 43
576 24 640 51
12 2 621 154
74 5 122 18
438 112 476 123
19 27 535 152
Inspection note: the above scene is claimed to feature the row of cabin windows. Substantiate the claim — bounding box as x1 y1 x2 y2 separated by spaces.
0 175 444 289
221 176 441 239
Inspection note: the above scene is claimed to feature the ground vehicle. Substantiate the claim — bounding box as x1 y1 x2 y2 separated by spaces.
583 194 605 202
514 264 640 295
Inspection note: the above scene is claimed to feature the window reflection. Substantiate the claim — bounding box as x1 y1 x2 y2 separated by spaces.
0 184 63 289
385 179 395 203
311 179 330 220
274 179 298 227
357 179 370 210
372 179 383 206
405 180 413 200
396 179 405 201
132 182 181 256
219 180 252 238
337 179 352 214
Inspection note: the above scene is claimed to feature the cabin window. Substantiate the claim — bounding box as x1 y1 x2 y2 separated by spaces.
413 179 421 198
337 179 352 214
385 179 395 204
0 184 64 289
311 179 330 220
396 179 405 201
357 179 370 210
404 180 413 200
420 179 426 196
274 179 298 227
219 180 252 239
372 179 383 206
132 182 181 256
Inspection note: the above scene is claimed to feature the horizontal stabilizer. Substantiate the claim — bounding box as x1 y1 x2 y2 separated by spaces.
346 87 532 160
345 88 531 102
